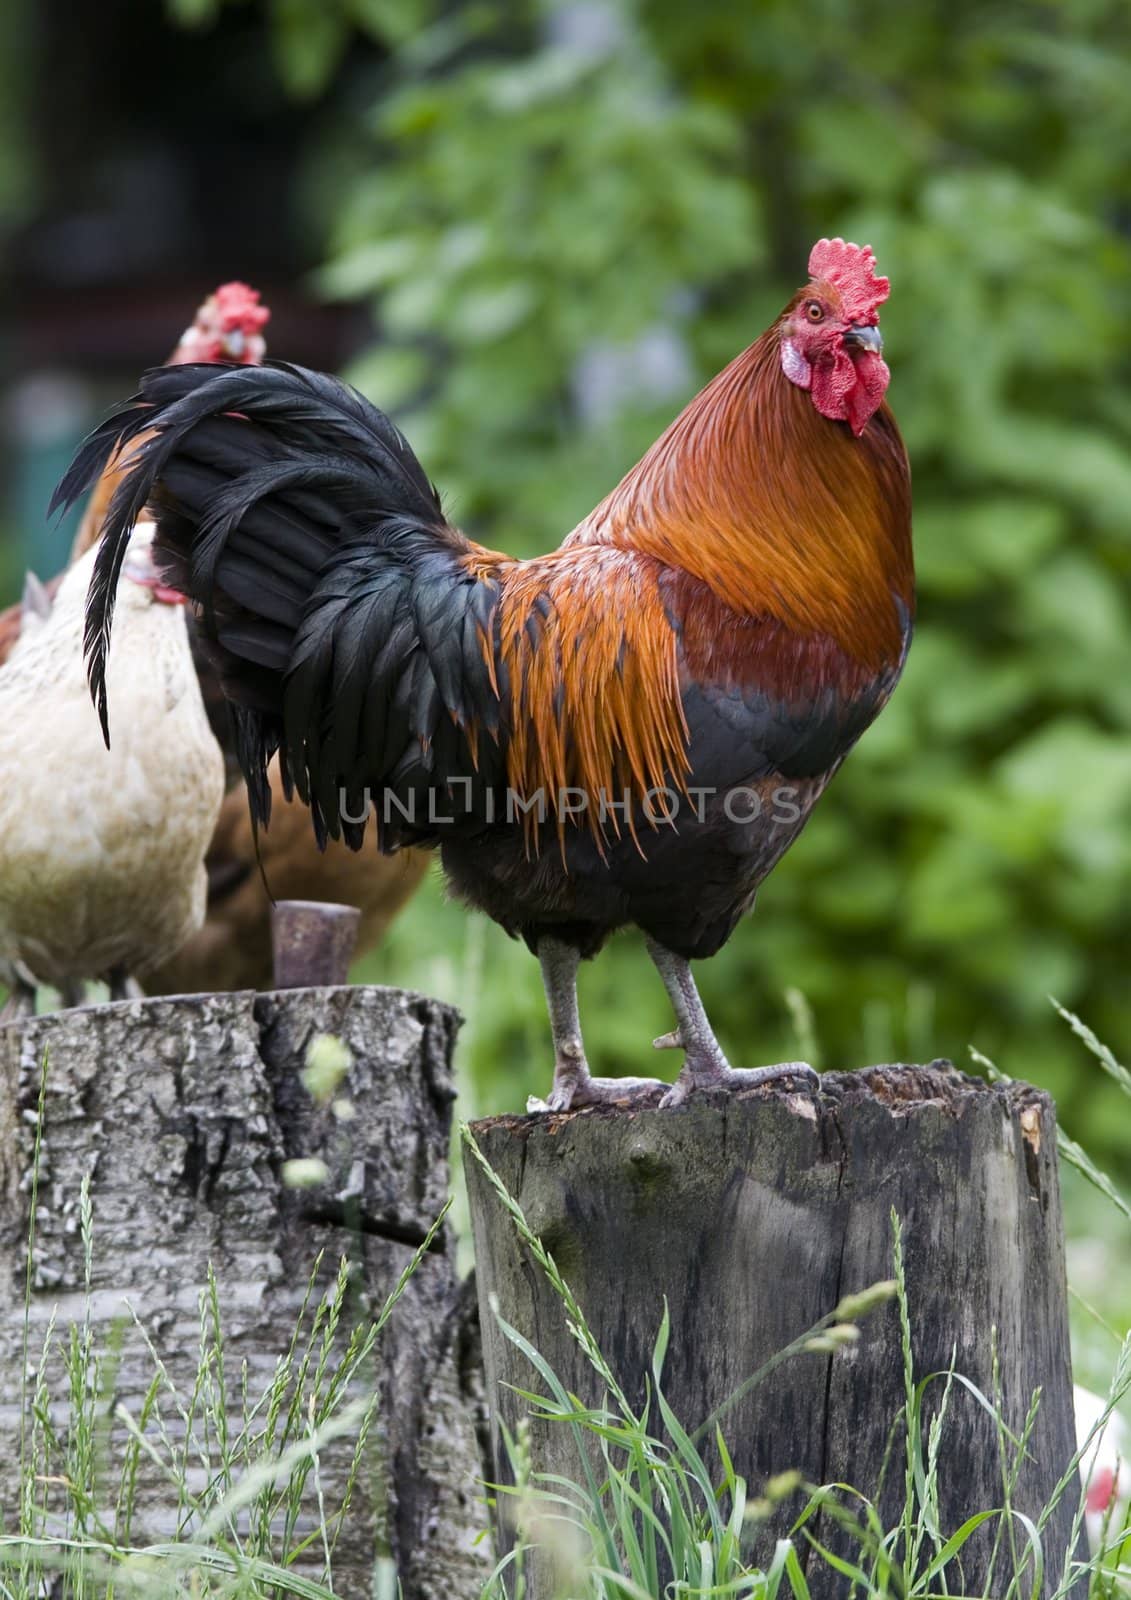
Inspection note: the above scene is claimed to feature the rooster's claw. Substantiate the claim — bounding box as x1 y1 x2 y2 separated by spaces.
659 1059 818 1109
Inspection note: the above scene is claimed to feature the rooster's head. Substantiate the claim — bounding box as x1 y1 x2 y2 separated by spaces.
779 238 890 437
173 281 270 366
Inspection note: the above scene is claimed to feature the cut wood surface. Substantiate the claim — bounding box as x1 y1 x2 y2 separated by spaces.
0 986 490 1600
467 1064 1084 1597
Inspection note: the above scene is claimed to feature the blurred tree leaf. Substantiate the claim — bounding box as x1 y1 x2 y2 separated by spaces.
270 0 350 98
346 0 427 47
165 0 223 25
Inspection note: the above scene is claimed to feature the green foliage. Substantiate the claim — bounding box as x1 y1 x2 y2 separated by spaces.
323 1 1131 1153
164 0 429 96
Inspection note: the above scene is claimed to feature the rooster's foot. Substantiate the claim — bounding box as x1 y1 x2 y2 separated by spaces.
646 938 818 1109
534 1062 667 1113
654 1030 817 1109
537 937 668 1111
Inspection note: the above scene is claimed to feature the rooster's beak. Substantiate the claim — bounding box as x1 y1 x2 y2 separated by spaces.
844 323 884 356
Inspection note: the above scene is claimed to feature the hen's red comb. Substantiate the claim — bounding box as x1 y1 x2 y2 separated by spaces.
209 281 271 335
808 238 889 321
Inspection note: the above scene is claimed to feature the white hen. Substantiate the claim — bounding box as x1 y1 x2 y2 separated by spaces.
0 521 224 1010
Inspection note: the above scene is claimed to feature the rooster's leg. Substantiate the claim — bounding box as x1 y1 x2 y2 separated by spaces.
538 937 664 1111
107 966 145 1003
646 938 817 1109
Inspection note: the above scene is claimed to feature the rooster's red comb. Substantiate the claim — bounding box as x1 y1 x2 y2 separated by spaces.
208 281 271 335
808 238 889 321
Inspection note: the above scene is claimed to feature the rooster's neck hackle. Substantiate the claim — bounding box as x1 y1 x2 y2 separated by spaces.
568 326 914 673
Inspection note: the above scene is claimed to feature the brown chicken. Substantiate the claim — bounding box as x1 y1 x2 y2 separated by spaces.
145 757 428 993
63 238 912 1104
4 282 426 996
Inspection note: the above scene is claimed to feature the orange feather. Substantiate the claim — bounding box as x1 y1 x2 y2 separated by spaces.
70 436 148 561
462 544 688 851
568 301 913 674
464 296 911 849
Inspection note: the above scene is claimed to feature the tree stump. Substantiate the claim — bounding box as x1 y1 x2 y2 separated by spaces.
0 986 491 1599
466 1064 1084 1597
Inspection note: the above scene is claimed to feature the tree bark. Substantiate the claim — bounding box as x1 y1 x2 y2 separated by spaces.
466 1064 1084 1597
0 987 491 1600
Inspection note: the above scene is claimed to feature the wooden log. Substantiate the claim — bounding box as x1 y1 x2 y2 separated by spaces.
466 1064 1084 1596
0 986 490 1599
271 898 361 988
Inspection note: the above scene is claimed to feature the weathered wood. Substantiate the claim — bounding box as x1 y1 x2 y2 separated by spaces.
467 1064 1083 1596
271 898 361 988
0 986 491 1599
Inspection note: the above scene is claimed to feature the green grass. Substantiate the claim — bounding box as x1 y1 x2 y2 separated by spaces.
2 1053 450 1597
463 1122 1131 1599
4 1009 1131 1597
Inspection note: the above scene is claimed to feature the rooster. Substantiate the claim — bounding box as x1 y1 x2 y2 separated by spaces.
59 238 913 1106
0 523 225 1014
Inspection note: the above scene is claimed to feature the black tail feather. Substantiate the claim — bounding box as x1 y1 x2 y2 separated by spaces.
52 362 451 746
55 359 508 849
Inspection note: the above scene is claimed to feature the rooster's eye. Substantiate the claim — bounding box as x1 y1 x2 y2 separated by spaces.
805 301 824 323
